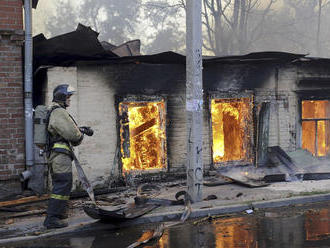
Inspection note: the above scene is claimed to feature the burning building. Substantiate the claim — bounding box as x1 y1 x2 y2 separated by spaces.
32 27 330 189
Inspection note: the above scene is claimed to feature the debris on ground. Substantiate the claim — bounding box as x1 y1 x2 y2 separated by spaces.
83 202 158 221
137 184 161 197
219 170 269 188
236 192 243 198
0 195 49 208
95 196 127 206
2 210 46 219
134 196 183 206
203 174 232 187
245 209 253 214
204 195 218 201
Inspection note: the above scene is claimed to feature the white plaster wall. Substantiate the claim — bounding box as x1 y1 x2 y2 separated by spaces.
76 67 117 188
47 66 118 189
46 67 82 189
46 67 78 117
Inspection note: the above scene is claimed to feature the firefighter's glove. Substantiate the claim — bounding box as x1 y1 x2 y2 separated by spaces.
79 126 94 136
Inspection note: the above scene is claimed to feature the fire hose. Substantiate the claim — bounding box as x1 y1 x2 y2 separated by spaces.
71 151 96 204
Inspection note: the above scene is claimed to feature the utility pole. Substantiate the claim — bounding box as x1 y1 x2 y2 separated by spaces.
186 0 203 202
316 0 322 56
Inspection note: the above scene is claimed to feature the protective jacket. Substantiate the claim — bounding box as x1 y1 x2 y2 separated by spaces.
48 102 83 155
44 102 83 227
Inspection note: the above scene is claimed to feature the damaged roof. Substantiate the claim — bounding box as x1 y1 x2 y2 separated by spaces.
34 24 328 70
33 24 145 70
22 0 39 8
32 0 39 8
33 24 118 69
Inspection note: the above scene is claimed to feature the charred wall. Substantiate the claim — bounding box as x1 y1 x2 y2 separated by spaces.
203 62 275 90
77 63 189 176
45 59 330 186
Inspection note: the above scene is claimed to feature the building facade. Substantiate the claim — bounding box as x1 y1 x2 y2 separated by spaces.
0 0 25 197
35 53 330 190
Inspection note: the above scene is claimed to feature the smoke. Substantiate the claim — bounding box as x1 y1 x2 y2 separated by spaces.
32 0 330 57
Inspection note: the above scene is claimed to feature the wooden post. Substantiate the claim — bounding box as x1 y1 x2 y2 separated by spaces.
186 0 203 202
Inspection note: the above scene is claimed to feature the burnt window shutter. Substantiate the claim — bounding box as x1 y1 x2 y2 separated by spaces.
158 102 167 165
120 104 130 158
256 102 271 166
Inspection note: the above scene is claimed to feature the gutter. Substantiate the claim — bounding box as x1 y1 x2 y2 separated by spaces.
21 0 34 181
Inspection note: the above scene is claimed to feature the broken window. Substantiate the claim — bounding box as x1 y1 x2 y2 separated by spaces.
256 102 271 166
301 100 330 157
210 97 253 164
119 100 167 172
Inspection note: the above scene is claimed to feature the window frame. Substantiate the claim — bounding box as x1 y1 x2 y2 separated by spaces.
116 95 168 174
208 91 254 167
300 97 330 157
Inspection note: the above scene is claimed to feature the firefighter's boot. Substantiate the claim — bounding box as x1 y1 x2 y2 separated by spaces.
58 201 69 220
44 198 69 229
43 216 68 229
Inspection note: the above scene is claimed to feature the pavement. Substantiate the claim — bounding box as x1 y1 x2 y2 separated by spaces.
1 177 330 245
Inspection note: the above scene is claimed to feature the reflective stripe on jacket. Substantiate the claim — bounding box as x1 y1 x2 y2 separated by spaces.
52 142 73 158
53 143 71 151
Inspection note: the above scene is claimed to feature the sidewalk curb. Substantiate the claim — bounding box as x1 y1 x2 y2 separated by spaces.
252 193 330 209
1 192 330 245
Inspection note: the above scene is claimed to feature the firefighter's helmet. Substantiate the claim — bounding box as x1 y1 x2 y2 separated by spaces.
52 84 75 103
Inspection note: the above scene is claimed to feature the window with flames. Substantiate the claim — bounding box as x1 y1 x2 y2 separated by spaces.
119 100 167 172
211 97 253 164
302 100 330 157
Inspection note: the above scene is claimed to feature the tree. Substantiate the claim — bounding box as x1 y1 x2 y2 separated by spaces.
45 0 78 37
141 0 186 54
282 0 330 56
46 0 142 46
144 0 277 56
143 27 185 54
39 0 330 57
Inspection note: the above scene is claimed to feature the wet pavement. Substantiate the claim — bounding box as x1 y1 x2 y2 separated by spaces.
2 201 330 248
2 178 330 247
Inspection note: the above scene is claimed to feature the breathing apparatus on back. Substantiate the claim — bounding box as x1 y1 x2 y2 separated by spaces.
34 84 76 150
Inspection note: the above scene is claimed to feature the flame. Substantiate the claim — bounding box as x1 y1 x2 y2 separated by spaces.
119 101 167 172
158 232 169 248
302 121 316 155
214 217 256 248
211 98 252 163
318 121 326 156
305 209 330 241
302 100 330 156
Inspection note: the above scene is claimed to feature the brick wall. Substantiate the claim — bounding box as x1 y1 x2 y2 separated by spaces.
0 0 25 182
0 0 23 30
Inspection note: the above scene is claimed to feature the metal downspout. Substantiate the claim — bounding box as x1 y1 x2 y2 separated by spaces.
23 0 34 179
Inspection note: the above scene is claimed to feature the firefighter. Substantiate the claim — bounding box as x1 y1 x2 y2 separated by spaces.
43 84 93 229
